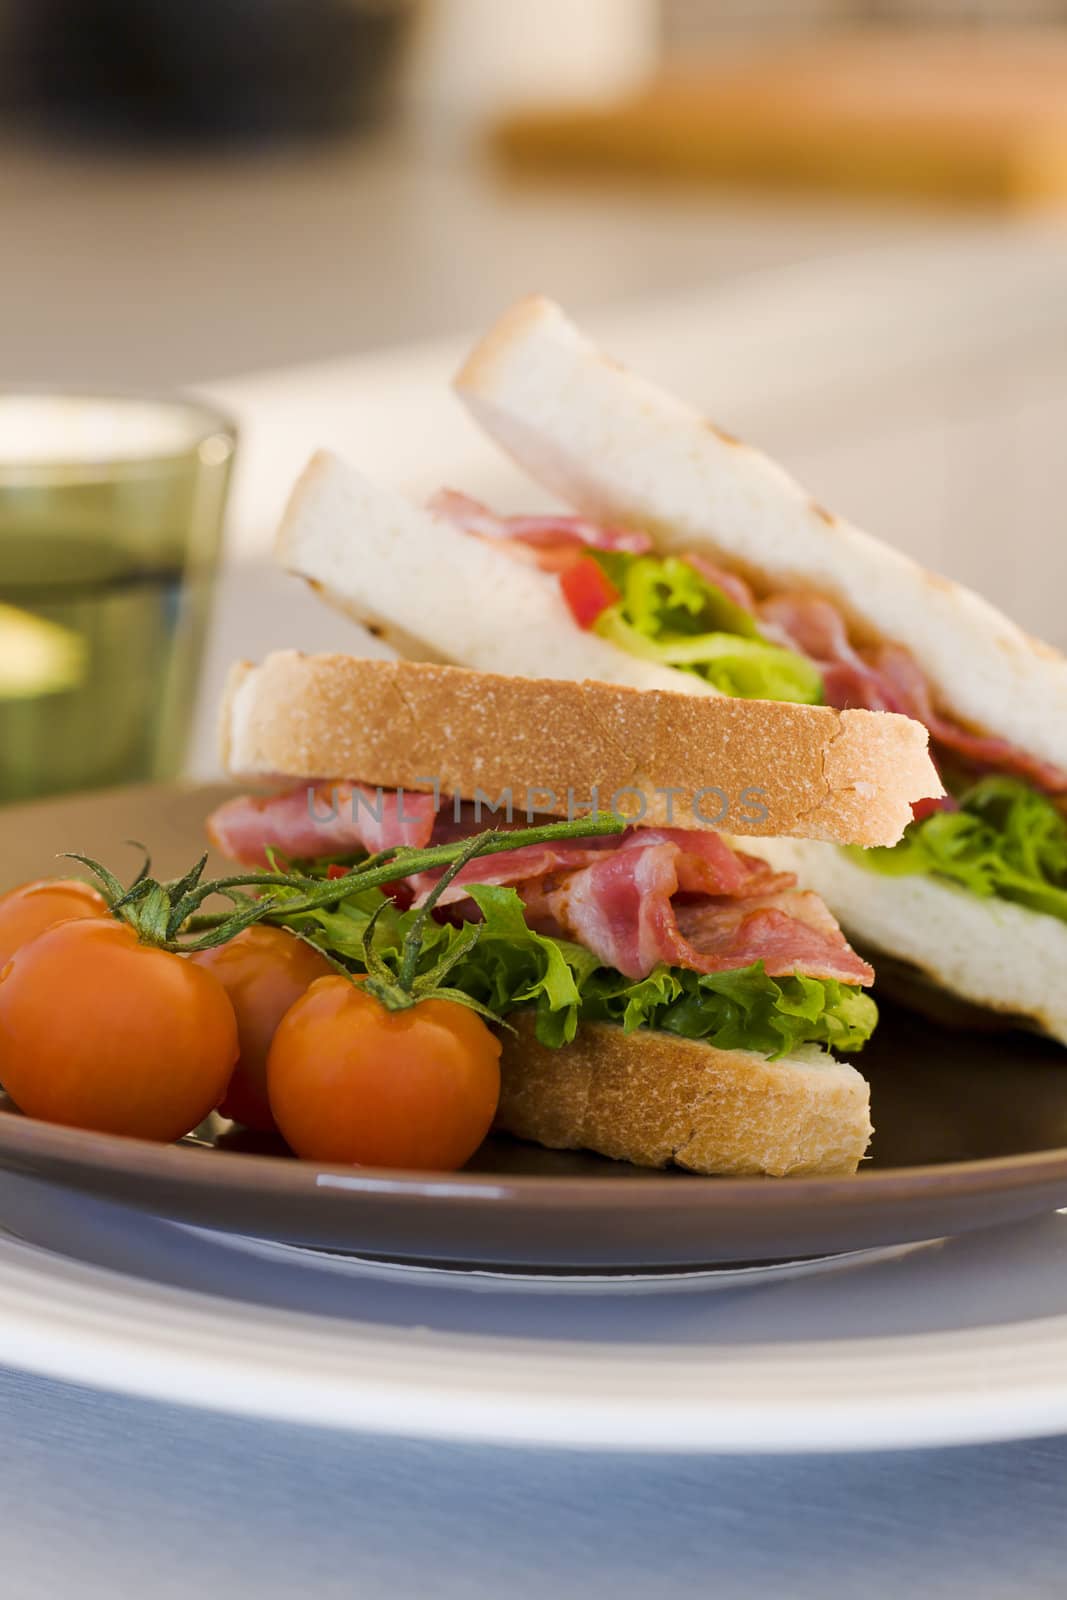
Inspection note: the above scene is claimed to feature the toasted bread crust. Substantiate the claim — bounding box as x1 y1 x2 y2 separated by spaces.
221 650 938 848
496 1014 872 1177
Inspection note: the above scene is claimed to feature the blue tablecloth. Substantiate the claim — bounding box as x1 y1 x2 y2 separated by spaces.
2 1367 1065 1599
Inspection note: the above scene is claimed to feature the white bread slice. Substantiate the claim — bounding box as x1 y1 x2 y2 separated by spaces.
497 1013 872 1176
277 450 710 696
220 650 939 848
745 835 1067 1048
455 295 1067 775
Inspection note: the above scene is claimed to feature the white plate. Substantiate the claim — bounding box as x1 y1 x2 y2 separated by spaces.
4 1172 1067 1453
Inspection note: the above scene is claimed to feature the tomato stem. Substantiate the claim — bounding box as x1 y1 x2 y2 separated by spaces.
64 812 627 955
396 831 489 991
178 813 625 950
358 832 505 1018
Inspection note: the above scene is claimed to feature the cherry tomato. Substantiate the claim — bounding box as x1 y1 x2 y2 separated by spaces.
191 925 332 1132
0 878 106 970
0 918 238 1141
267 977 501 1170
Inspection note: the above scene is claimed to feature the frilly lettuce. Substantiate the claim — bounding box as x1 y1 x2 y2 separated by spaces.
591 551 823 705
277 878 876 1060
854 776 1067 922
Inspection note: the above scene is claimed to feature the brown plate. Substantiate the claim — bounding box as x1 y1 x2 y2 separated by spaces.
1 782 1066 1269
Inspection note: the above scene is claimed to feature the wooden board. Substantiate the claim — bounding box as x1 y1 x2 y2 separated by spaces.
496 30 1067 207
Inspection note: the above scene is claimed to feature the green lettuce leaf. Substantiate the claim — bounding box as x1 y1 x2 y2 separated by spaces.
274 878 875 1059
591 551 823 705
578 962 877 1058
853 776 1067 922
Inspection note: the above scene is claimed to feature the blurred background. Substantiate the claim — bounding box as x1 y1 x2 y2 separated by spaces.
2 0 1067 795
6 0 1067 384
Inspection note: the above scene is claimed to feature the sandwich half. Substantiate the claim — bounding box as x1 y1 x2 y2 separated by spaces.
210 651 938 1176
277 296 1067 1046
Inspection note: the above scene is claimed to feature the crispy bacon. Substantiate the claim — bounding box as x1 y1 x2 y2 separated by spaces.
410 840 611 909
544 844 873 984
411 826 790 910
761 591 1067 796
209 789 868 988
206 784 438 867
873 644 1067 795
429 488 651 573
682 552 758 611
758 594 894 708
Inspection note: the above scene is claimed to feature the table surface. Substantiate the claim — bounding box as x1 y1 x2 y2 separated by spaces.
2 1365 1067 1599
5 129 1067 1598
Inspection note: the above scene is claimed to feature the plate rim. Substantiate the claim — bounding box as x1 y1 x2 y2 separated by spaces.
3 1101 1067 1209
4 1221 1067 1453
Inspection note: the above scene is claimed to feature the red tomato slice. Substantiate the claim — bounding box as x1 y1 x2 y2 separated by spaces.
911 793 958 822
559 555 620 629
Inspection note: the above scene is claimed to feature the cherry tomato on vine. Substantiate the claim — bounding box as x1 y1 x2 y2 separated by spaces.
0 918 238 1141
191 925 332 1131
0 878 106 970
267 977 501 1170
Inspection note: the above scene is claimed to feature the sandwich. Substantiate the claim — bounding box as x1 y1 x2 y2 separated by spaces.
277 295 1067 1047
208 649 939 1176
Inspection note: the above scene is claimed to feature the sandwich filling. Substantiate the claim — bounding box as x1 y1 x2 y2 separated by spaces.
432 490 1067 926
208 788 877 1059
